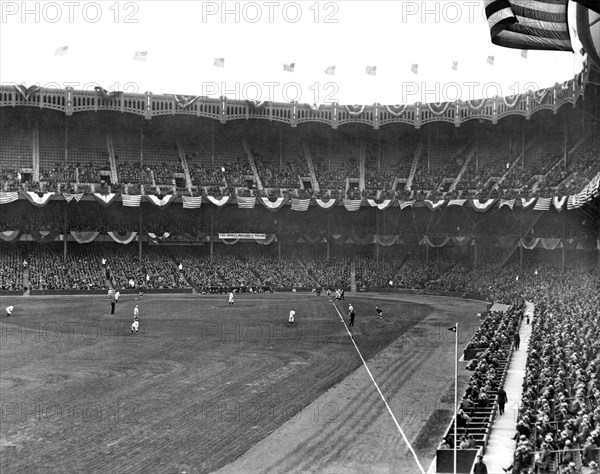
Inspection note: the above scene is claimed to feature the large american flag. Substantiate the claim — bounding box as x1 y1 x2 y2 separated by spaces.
484 0 572 51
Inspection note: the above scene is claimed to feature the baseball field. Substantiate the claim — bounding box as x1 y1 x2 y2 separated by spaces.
0 292 486 474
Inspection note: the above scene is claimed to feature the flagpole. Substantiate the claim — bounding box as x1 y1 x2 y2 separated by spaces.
454 322 458 474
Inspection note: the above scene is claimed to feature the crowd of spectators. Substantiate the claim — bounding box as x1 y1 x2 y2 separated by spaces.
0 247 24 291
254 156 306 189
500 266 600 473
3 140 597 200
26 245 190 291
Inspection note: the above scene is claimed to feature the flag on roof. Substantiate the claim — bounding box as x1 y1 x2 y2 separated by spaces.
452 61 458 71
55 45 68 56
365 65 377 76
213 57 225 67
411 64 419 74
487 55 495 65
283 62 295 72
133 51 148 61
574 0 600 15
325 65 336 75
448 326 457 332
484 0 572 52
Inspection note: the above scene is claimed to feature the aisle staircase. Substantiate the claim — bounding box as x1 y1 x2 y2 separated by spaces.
405 142 423 191
302 142 320 193
482 314 532 473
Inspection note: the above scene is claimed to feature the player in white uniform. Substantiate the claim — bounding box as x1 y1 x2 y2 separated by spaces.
6 305 14 317
131 305 139 334
288 308 295 325
228 291 234 305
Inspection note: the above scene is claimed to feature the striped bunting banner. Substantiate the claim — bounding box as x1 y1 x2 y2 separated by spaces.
146 194 175 208
552 195 566 211
447 199 467 207
399 200 415 210
533 197 552 211
260 196 286 211
24 191 55 207
182 196 202 209
0 230 20 241
236 196 256 209
290 198 310 211
484 0 572 52
93 193 118 207
0 191 19 205
499 199 516 209
567 195 579 210
521 197 536 208
367 198 394 210
470 199 496 212
206 195 231 207
122 194 142 207
423 199 445 211
70 231 100 244
63 193 84 203
314 198 338 209
343 199 363 211
107 231 137 244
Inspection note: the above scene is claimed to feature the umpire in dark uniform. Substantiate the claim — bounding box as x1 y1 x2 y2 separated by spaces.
349 307 355 327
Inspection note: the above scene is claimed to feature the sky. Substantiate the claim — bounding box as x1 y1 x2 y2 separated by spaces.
0 1 585 105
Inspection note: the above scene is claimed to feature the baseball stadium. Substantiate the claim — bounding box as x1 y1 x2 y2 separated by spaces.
1 1 600 473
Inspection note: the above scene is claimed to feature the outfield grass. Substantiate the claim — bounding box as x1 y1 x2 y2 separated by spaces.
0 292 485 474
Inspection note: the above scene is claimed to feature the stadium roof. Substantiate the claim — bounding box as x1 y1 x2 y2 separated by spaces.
0 1 586 105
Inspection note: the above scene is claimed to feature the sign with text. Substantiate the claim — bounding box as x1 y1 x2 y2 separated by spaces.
218 233 266 240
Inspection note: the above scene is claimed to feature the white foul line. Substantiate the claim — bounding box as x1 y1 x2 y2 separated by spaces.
330 300 425 474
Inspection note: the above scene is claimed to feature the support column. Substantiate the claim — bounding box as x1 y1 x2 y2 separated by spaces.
561 220 565 274
138 209 142 266
63 212 68 263
278 220 281 263
210 216 214 263
519 244 523 272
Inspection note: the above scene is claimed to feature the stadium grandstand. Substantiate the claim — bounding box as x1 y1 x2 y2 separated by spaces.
2 1 600 473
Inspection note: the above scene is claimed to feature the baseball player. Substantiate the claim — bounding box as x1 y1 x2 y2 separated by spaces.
376 307 383 319
228 291 234 305
6 305 14 318
131 305 139 334
288 308 295 325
